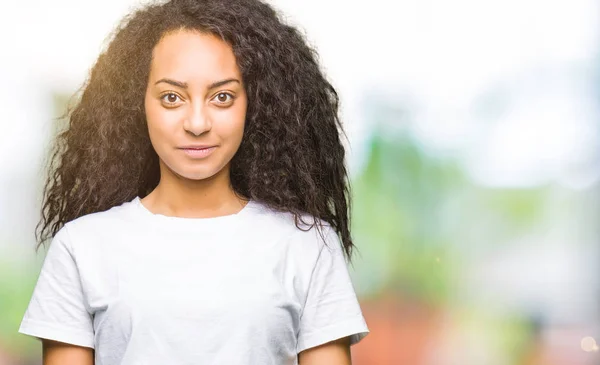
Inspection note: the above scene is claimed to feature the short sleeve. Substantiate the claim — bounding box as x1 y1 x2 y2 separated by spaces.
296 226 369 354
18 224 95 348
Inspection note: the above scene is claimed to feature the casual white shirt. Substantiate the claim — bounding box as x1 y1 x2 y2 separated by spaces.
19 196 369 364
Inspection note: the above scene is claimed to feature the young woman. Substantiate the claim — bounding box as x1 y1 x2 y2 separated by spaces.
19 0 369 363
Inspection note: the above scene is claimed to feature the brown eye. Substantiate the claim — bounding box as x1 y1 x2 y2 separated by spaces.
161 93 181 105
214 92 233 104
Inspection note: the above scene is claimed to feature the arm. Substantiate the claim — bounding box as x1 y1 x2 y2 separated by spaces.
298 336 352 365
19 226 96 362
295 226 369 362
42 339 94 365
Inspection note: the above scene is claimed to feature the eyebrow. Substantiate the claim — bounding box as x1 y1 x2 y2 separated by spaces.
154 78 240 90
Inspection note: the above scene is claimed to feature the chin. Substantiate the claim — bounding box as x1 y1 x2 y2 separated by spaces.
176 162 229 181
177 168 221 181
158 159 210 180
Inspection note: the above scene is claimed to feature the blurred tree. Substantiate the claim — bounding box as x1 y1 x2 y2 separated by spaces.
351 130 464 304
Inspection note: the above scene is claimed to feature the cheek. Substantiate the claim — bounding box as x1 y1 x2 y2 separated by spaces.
229 113 246 148
214 104 247 143
230 99 248 140
145 103 177 145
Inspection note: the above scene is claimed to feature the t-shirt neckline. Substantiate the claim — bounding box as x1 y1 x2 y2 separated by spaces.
131 196 258 232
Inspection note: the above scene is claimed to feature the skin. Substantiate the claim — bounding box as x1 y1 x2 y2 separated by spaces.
141 29 249 217
42 29 353 364
42 340 93 364
298 337 352 365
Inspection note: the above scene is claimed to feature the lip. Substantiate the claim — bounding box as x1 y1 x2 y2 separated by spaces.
179 144 216 149
179 146 217 159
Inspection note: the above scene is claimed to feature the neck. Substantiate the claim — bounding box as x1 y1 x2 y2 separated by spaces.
142 161 247 219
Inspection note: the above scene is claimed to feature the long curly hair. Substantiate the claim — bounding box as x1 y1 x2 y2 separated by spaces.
38 0 355 262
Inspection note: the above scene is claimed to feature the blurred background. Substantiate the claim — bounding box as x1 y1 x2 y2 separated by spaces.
1 0 599 364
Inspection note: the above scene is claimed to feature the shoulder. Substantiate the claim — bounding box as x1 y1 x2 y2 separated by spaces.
60 199 136 247
247 200 339 256
68 199 133 227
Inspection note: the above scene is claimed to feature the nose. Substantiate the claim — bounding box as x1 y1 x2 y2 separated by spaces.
183 102 211 136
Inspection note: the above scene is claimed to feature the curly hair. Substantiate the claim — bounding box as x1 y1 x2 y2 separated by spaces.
37 0 356 262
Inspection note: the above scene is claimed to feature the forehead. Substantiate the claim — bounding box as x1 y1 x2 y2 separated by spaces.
149 29 241 82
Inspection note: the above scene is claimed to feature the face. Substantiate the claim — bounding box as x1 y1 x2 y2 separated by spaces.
144 29 247 182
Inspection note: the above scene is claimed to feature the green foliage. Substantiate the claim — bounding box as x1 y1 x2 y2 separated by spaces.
350 130 548 305
351 132 465 303
0 252 43 359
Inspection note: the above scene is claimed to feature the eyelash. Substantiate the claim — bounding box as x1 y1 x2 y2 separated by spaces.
160 92 235 107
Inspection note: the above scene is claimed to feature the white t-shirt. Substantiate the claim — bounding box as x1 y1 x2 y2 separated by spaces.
19 196 369 364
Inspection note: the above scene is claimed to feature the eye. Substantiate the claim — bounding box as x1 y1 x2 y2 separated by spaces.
160 92 182 106
212 92 234 105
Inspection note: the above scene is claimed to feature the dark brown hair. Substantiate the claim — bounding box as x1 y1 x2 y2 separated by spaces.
38 0 355 261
